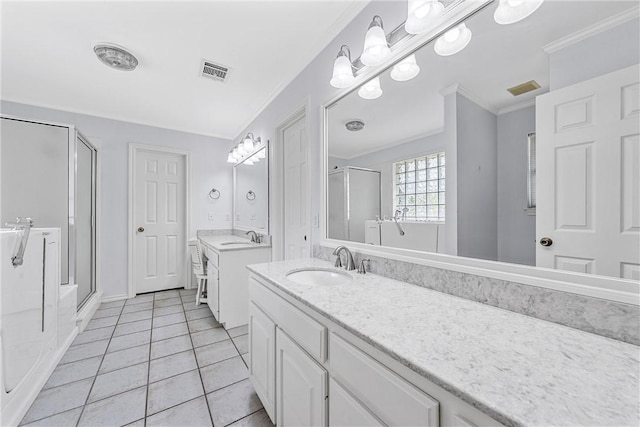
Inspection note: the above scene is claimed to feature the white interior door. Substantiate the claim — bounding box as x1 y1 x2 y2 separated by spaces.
133 148 187 293
283 114 311 259
536 64 639 279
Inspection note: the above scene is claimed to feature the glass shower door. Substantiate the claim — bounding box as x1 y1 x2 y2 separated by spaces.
75 135 96 308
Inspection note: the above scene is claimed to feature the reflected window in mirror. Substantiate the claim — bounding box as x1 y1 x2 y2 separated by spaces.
394 152 445 222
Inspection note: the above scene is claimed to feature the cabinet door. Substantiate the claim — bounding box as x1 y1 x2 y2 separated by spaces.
276 328 327 427
329 378 383 427
207 262 219 320
249 302 276 423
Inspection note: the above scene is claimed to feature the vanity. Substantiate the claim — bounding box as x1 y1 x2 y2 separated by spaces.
247 259 638 427
199 234 271 329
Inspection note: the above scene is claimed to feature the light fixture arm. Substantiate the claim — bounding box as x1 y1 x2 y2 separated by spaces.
369 15 385 30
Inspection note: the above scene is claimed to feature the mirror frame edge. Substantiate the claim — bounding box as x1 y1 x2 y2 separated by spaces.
319 0 639 306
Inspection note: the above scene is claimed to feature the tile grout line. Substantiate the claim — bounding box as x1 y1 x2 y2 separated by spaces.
143 294 157 427
73 300 126 427
184 300 217 427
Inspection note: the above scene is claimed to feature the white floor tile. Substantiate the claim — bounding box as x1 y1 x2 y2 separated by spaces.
43 356 102 389
227 325 248 338
88 362 148 403
152 322 189 342
228 409 274 427
153 312 186 328
71 326 114 346
153 297 182 308
119 310 153 324
60 339 109 365
21 378 93 425
108 330 151 353
188 316 220 333
149 350 198 383
200 356 248 394
113 319 152 337
20 407 83 427
191 327 229 348
151 334 193 360
146 396 212 427
147 370 204 416
78 386 147 427
206 379 263 427
100 344 150 374
85 315 119 331
122 301 153 314
154 304 184 317
195 339 239 367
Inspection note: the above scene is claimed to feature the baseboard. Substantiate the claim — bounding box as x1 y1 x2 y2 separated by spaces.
75 291 102 333
101 294 129 303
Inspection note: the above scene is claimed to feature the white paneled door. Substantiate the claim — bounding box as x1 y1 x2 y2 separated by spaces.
132 148 187 293
283 114 311 259
536 65 639 279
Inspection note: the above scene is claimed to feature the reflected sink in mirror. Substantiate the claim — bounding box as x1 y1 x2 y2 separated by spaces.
286 268 353 286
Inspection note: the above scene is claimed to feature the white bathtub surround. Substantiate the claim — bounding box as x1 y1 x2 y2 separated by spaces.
248 258 639 427
314 245 639 345
1 229 78 426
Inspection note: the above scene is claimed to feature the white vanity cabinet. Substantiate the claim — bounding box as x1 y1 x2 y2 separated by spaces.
276 328 328 426
249 273 504 427
200 240 270 329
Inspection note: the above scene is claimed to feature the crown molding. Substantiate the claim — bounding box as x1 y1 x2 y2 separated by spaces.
497 98 536 116
543 5 640 54
440 83 499 115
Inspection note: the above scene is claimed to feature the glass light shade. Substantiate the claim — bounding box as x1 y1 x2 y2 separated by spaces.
358 76 383 100
226 151 235 163
232 146 240 159
405 0 444 35
237 143 248 155
434 23 472 56
241 136 254 153
257 148 266 159
243 157 254 165
330 53 355 88
361 24 391 66
390 54 420 82
494 0 544 25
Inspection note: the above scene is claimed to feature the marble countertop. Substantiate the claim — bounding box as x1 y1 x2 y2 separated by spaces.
198 234 271 253
247 258 639 427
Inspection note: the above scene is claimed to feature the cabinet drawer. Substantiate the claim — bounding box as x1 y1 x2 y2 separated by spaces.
330 377 383 427
250 277 327 362
330 333 439 426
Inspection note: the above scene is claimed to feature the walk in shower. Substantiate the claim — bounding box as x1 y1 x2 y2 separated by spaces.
0 116 97 309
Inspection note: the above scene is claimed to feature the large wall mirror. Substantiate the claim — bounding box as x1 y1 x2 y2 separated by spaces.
234 141 269 233
325 0 639 283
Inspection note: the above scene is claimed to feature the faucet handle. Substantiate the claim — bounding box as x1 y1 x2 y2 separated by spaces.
357 258 370 274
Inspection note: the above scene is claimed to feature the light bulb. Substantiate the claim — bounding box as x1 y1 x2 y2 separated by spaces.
226 151 235 163
257 148 266 159
330 47 355 88
244 158 254 165
494 0 544 25
434 23 472 56
361 16 391 66
242 134 254 153
358 76 383 100
390 54 420 82
405 0 444 35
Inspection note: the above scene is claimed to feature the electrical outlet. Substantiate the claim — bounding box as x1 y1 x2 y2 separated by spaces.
208 212 215 221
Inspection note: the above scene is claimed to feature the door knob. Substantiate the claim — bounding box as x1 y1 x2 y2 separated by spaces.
539 237 553 247
137 227 145 233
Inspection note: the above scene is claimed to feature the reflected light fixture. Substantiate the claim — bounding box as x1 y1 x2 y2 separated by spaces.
226 150 235 163
242 133 255 153
358 76 383 100
257 148 266 159
434 23 472 56
405 0 444 35
361 16 391 66
391 54 420 81
243 157 255 165
494 0 544 25
93 43 138 71
330 45 355 88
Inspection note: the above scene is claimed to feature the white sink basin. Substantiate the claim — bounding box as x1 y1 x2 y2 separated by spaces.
219 241 253 246
286 268 352 286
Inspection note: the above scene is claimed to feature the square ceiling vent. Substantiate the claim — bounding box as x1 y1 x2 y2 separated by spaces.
200 60 229 82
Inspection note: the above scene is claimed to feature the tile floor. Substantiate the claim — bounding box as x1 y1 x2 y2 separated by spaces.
20 288 274 427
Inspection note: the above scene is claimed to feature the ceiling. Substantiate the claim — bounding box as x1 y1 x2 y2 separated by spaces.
328 0 637 159
1 0 369 139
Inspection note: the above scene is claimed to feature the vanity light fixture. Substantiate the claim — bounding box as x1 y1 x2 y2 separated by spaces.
330 45 356 88
226 150 236 163
242 133 256 153
243 157 255 166
256 147 266 159
361 16 392 67
405 0 444 35
434 23 472 56
494 0 544 25
358 76 383 100
390 54 420 81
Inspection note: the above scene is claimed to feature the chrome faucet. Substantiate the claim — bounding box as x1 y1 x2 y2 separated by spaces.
357 258 370 275
246 230 260 243
332 245 356 271
5 217 34 266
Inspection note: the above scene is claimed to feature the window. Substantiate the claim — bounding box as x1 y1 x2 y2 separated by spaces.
394 152 445 221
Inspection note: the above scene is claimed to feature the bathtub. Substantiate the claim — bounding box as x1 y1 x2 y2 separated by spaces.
0 228 77 426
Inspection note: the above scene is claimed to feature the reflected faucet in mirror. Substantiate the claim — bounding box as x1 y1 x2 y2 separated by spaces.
246 230 260 243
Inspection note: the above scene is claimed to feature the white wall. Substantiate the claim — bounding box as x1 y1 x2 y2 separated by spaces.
1 100 233 298
497 105 536 266
455 94 498 261
549 19 640 90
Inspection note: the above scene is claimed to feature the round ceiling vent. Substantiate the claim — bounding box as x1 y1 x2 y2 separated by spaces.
345 120 365 132
94 44 139 71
